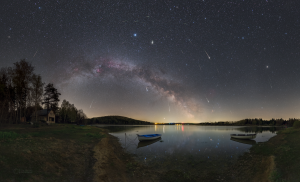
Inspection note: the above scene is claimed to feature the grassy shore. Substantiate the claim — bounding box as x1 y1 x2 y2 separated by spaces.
0 124 159 182
1 123 299 182
226 126 300 182
0 124 105 181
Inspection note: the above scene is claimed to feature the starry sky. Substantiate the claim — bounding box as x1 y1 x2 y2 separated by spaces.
1 0 300 123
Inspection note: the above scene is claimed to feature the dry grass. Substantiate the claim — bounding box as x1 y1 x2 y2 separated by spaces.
0 124 104 181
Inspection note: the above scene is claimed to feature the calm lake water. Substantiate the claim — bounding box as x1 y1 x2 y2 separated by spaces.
95 125 279 177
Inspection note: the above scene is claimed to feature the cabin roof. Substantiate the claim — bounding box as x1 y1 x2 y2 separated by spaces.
32 109 52 116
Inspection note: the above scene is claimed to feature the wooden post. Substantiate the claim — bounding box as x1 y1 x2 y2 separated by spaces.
125 133 126 148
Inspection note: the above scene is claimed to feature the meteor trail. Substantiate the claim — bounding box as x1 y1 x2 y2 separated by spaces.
204 50 211 59
33 50 38 58
206 97 209 103
90 100 94 108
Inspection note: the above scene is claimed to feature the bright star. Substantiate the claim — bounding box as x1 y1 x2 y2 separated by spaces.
151 40 154 44
133 34 137 37
266 66 268 68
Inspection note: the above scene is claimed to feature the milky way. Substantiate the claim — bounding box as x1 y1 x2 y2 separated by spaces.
60 57 201 119
1 0 300 122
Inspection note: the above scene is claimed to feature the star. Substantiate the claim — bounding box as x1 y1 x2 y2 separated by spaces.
133 34 137 37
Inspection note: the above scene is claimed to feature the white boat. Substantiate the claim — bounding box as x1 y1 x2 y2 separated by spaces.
230 134 256 140
137 134 162 141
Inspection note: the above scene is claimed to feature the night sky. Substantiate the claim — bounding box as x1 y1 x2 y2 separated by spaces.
1 0 300 123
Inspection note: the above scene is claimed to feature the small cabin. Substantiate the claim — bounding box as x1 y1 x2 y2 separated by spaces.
31 109 55 124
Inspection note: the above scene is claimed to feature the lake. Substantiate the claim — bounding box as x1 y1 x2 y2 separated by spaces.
95 125 279 180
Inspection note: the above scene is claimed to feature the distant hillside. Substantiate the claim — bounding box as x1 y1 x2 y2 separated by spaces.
85 116 154 125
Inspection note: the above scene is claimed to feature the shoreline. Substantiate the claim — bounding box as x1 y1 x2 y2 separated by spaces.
93 128 160 182
96 125 298 182
0 124 298 181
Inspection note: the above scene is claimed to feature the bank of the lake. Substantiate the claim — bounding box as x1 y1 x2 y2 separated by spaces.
0 124 102 181
1 124 299 182
227 126 300 182
0 124 160 182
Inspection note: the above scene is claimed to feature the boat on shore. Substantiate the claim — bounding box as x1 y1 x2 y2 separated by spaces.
137 138 161 148
230 134 256 139
137 134 162 141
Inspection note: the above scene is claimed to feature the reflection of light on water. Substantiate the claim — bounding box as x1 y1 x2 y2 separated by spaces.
105 125 278 175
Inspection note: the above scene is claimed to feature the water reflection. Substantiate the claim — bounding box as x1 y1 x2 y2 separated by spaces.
95 125 277 176
230 138 256 145
137 138 161 148
235 126 281 133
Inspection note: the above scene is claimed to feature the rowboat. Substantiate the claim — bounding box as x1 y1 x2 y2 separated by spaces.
230 134 256 140
137 134 162 141
230 138 256 145
137 138 161 148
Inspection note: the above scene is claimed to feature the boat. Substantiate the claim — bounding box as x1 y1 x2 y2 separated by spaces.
230 138 256 145
137 138 161 148
230 134 256 139
137 134 162 141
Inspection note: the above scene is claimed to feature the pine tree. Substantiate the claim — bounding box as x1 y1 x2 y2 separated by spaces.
42 83 61 113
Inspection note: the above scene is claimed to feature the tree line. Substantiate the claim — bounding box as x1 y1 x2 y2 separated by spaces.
199 118 299 127
0 59 86 124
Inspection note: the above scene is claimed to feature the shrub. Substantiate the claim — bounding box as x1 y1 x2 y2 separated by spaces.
293 120 300 128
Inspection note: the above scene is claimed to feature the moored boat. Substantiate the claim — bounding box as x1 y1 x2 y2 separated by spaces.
137 134 162 141
230 134 256 140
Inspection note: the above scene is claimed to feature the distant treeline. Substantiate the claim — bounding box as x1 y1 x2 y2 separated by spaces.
199 118 299 127
85 116 154 125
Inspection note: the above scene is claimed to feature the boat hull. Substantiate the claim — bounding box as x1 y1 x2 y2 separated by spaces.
137 134 162 141
230 134 256 140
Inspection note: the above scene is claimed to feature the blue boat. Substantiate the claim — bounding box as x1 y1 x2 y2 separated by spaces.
137 134 162 141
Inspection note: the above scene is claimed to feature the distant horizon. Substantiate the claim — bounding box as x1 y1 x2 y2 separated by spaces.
86 115 299 123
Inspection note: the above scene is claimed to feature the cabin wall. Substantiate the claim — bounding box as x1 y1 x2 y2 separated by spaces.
47 111 55 124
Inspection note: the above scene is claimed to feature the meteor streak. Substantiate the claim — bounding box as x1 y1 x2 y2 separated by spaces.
206 97 209 103
33 50 38 58
90 100 94 108
204 50 211 59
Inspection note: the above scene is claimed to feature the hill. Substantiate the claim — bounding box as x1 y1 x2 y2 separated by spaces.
85 116 154 125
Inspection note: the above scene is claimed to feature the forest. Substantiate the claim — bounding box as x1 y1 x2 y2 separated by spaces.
0 59 87 125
